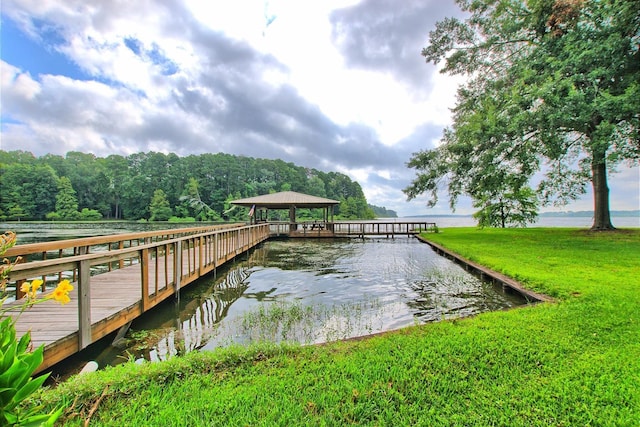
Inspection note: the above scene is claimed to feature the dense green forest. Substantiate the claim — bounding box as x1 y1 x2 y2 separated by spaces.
0 150 380 222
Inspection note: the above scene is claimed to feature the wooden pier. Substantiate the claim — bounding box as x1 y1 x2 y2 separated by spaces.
4 223 270 373
3 221 435 373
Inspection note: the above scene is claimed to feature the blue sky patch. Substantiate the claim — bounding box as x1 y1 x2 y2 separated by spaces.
124 36 178 76
148 43 179 76
124 37 143 56
0 15 93 81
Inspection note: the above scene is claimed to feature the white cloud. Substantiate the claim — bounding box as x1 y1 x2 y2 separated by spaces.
1 62 41 99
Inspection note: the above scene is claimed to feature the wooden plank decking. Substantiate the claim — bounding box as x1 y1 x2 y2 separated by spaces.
8 254 169 351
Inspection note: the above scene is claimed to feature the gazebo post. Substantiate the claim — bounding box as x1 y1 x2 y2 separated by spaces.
289 206 296 232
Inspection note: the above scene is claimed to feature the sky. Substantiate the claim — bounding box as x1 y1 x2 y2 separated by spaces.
1 0 638 217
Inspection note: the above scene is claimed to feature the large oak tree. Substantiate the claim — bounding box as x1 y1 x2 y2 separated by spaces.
405 0 640 229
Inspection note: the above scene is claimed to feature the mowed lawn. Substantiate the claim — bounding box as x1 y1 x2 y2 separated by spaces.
36 228 640 426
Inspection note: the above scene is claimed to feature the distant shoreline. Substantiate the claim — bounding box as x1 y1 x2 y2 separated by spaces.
406 210 640 219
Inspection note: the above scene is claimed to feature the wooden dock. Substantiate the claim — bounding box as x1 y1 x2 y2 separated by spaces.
3 221 435 373
4 223 270 373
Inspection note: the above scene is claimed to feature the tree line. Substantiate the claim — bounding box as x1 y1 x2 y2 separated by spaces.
0 150 380 222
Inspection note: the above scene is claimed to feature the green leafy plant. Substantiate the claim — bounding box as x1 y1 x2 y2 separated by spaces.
0 231 68 426
0 318 63 426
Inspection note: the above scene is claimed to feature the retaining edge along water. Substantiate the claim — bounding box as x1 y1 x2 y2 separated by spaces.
416 235 554 304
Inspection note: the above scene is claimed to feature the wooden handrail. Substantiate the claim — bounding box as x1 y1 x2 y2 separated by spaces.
3 223 244 257
331 221 437 235
7 229 223 278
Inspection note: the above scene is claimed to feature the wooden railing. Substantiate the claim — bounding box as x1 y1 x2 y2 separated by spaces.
4 223 244 296
332 221 437 236
268 221 291 236
267 221 437 237
4 223 244 259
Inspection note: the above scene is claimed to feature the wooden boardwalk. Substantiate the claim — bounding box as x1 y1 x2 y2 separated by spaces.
5 224 270 373
3 221 435 373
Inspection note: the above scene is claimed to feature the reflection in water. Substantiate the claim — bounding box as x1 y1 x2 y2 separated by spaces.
110 237 527 366
121 265 251 363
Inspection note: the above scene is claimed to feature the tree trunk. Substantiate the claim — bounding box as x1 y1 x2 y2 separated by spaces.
591 148 615 230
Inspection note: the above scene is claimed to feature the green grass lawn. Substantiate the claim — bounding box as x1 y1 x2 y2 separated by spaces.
34 228 640 426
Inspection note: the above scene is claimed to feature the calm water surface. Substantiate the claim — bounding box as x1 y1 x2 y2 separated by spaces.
110 236 525 368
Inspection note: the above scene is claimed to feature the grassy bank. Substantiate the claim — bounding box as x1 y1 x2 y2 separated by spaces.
34 228 639 426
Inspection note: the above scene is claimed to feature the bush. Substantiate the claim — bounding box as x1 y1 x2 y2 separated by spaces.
45 212 61 221
168 216 196 223
79 208 103 221
0 318 63 425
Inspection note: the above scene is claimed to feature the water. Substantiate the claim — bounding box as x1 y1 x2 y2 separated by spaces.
2 215 638 246
96 236 525 369
400 215 640 228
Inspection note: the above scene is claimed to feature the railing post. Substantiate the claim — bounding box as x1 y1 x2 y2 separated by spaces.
118 241 125 268
199 236 204 275
78 258 92 349
174 240 182 298
141 248 150 311
14 258 27 300
214 233 218 266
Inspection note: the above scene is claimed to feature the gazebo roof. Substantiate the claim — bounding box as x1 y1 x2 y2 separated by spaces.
231 191 339 209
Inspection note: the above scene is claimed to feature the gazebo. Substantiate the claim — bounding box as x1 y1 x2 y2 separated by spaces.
231 191 339 233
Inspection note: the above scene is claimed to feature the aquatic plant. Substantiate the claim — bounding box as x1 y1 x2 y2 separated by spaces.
238 297 386 344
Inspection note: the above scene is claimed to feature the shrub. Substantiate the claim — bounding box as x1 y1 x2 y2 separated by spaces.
79 208 103 221
0 231 70 425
